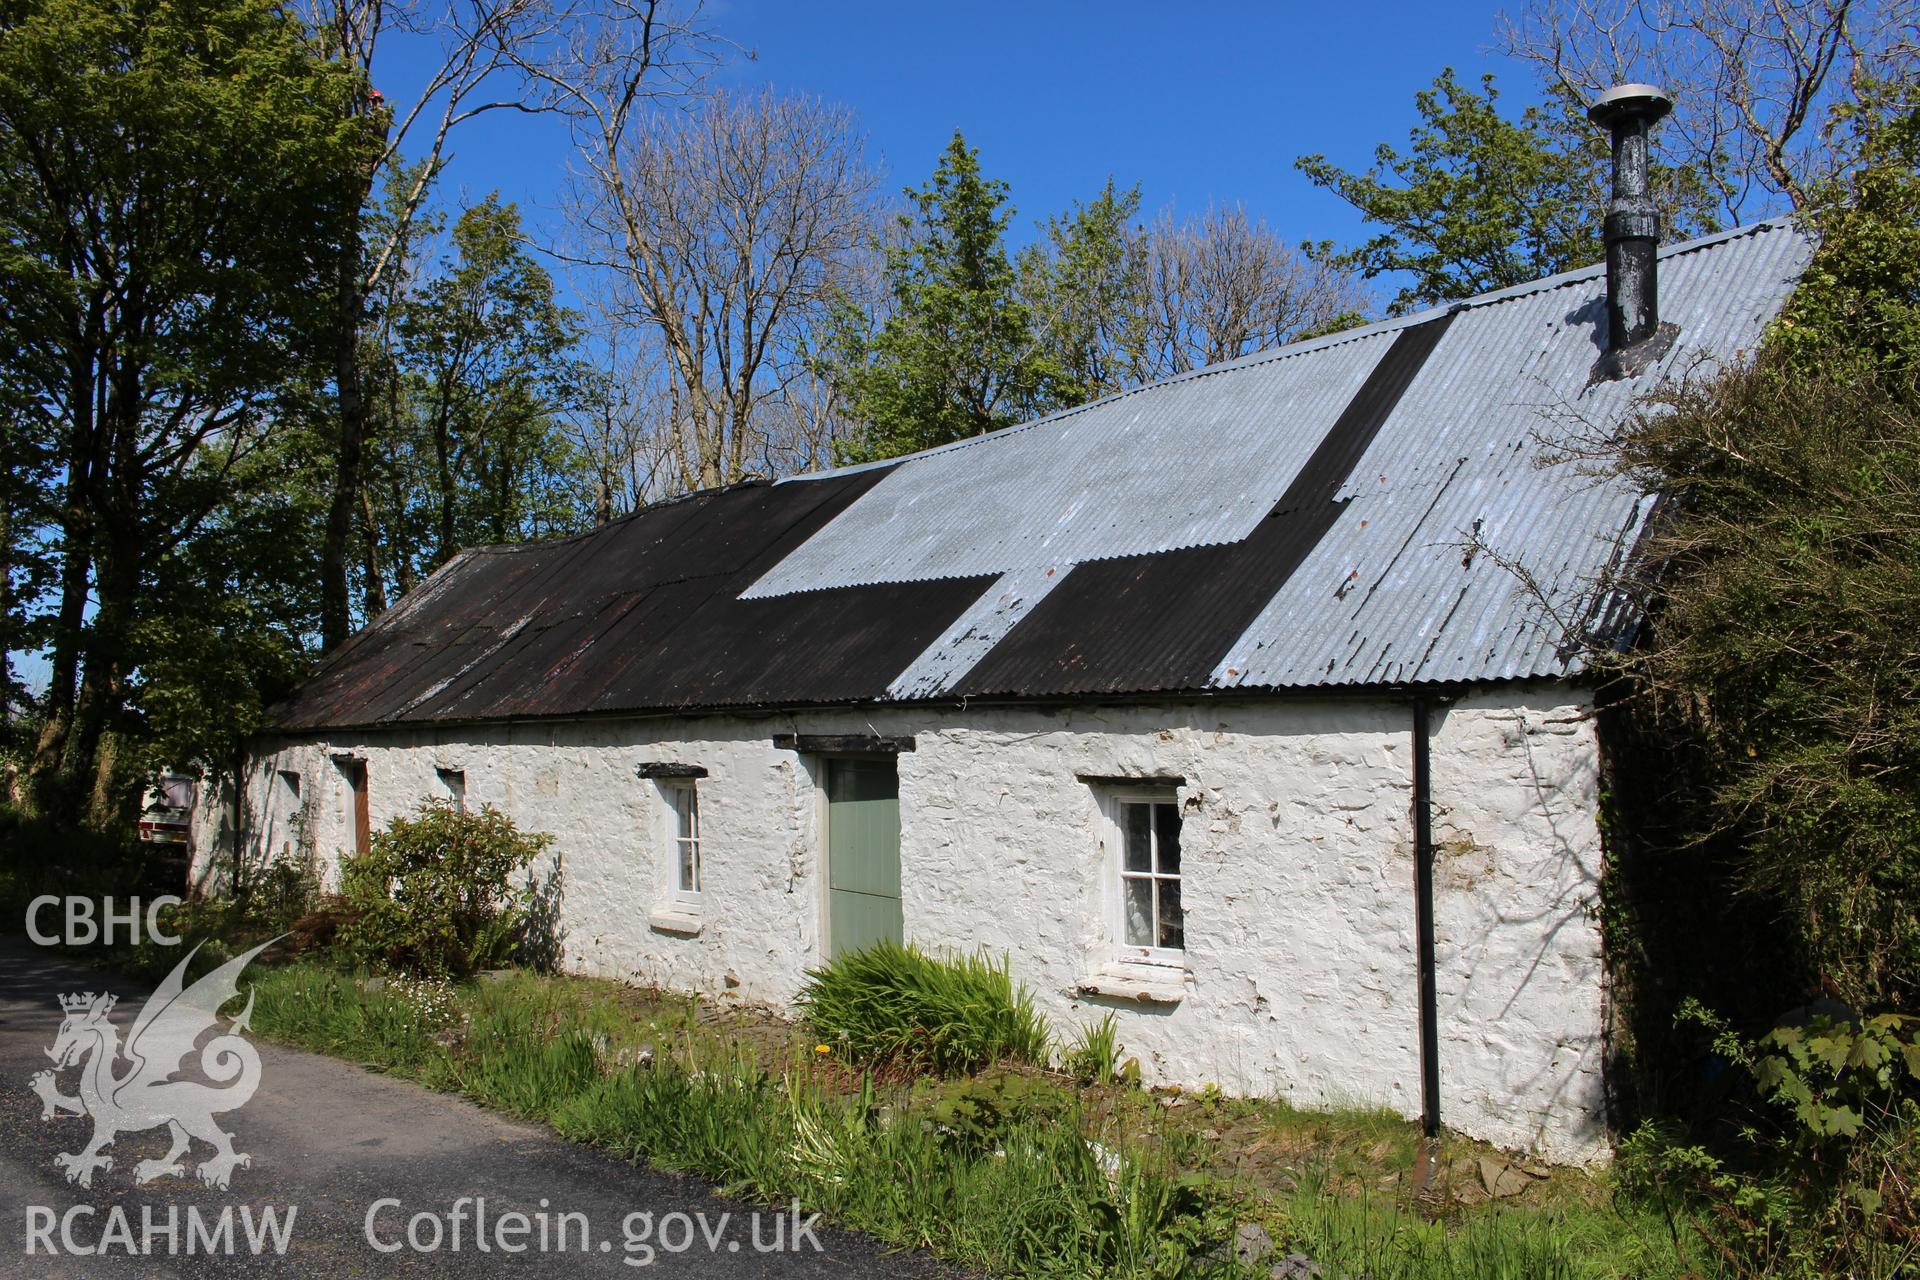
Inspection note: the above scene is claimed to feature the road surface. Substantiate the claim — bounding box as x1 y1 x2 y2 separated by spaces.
0 941 948 1278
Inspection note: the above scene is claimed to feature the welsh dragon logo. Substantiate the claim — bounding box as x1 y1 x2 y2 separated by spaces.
30 939 278 1190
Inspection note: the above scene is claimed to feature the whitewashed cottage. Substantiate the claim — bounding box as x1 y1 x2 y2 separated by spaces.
192 89 1812 1163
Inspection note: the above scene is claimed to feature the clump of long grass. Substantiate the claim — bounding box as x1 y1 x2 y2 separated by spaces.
1288 1181 1588 1280
1063 1012 1123 1083
796 941 1051 1075
554 1062 1225 1277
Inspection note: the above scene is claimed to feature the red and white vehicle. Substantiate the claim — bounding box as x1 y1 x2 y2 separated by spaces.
137 772 194 846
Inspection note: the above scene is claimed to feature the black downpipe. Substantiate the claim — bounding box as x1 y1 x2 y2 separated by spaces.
1411 698 1440 1138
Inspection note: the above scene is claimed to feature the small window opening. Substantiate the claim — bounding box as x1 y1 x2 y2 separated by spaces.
665 781 700 899
1113 793 1183 957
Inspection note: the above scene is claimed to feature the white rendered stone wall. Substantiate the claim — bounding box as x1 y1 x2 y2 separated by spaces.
194 688 1608 1163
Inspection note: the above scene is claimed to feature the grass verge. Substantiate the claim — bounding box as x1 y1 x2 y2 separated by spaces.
233 961 1711 1280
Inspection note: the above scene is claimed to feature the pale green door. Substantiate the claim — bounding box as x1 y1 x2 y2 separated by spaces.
826 757 903 958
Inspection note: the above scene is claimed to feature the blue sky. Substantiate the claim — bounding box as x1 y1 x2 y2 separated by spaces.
13 3 1546 695
397 1 1545 266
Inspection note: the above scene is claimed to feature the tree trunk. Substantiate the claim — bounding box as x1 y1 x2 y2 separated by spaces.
85 726 132 835
387 451 418 595
27 340 106 819
433 397 456 565
359 484 387 616
321 243 366 650
59 516 139 830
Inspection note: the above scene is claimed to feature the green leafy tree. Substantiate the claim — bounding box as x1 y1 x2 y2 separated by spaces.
0 360 54 752
352 161 445 614
1019 178 1149 403
127 445 326 783
389 195 585 575
0 0 373 825
1298 70 1716 312
1773 85 1920 379
833 133 1070 463
828 146 1371 464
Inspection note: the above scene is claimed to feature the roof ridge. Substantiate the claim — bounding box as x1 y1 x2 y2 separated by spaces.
779 217 1801 485
459 477 779 556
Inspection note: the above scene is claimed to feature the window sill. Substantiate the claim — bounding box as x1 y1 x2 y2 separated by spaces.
1076 963 1187 1006
648 908 703 936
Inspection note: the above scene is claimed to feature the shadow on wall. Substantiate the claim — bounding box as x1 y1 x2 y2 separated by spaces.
231 767 316 901
193 767 308 900
1437 705 1607 1155
520 855 566 974
189 772 239 897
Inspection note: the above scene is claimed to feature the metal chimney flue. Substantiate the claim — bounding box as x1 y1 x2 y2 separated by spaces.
1588 83 1676 377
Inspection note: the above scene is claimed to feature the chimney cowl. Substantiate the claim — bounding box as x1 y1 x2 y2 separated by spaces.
1586 83 1674 130
1589 82 1677 380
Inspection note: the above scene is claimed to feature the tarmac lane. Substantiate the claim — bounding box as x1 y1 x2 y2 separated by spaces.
0 940 949 1278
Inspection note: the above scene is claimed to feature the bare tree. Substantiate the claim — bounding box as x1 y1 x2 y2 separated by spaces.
560 87 881 493
1497 0 1918 223
1137 204 1373 380
561 285 678 520
302 0 713 645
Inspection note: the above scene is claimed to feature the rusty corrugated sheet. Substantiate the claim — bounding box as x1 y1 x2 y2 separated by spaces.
275 470 994 730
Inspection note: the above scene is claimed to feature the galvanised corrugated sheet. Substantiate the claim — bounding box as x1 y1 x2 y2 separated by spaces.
886 566 1073 700
741 329 1395 596
1211 219 1812 690
944 313 1461 698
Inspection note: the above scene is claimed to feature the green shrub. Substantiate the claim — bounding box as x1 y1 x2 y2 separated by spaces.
1596 94 1920 1047
337 800 551 977
242 855 321 932
797 940 1050 1074
1617 1002 1920 1278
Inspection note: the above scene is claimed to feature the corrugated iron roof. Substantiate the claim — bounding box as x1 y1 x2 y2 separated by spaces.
275 219 1811 731
1214 218 1811 689
740 328 1394 595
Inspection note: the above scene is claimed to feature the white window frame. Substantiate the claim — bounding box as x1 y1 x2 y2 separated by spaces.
1099 787 1186 968
662 779 701 906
